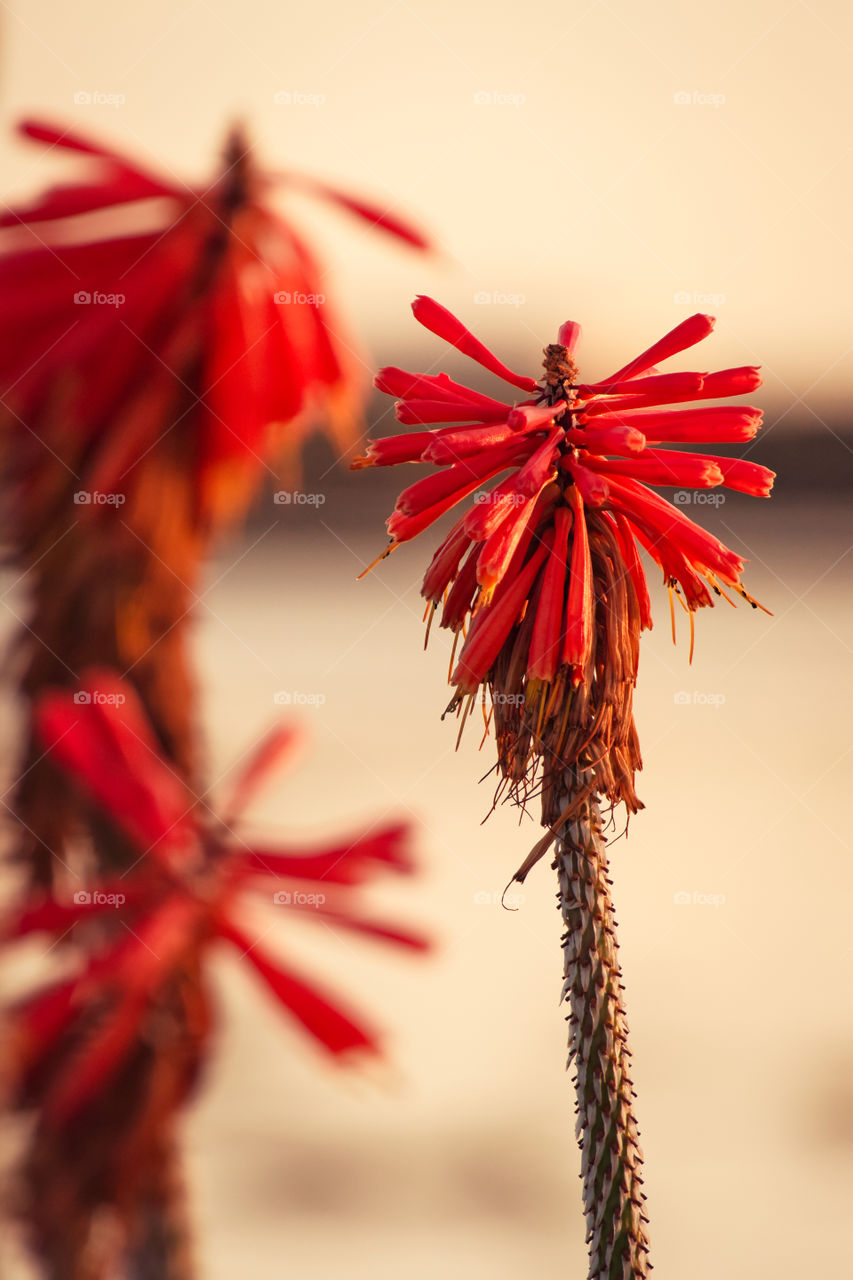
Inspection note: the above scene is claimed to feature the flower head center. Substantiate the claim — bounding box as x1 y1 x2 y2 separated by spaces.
541 344 578 409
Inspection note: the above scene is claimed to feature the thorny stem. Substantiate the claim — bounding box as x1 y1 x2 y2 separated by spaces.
555 767 651 1279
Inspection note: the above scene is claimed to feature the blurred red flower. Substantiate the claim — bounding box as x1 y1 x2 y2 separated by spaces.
5 671 426 1129
0 119 428 525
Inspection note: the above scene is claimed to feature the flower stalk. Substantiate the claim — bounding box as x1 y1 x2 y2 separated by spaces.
555 767 650 1279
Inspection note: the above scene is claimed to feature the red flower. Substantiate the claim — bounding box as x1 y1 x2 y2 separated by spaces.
356 298 773 812
0 119 428 523
358 297 772 687
4 671 425 1127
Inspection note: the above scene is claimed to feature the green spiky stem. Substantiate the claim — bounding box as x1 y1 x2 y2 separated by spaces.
555 767 651 1278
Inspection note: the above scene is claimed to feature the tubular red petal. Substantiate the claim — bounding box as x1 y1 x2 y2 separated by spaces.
507 401 566 432
605 314 716 383
605 477 745 584
576 371 705 399
586 406 762 444
411 296 538 393
557 321 582 354
475 479 552 599
421 512 473 602
696 366 762 398
441 544 481 631
243 821 414 885
393 441 531 520
395 398 508 425
612 512 652 631
375 366 511 414
513 425 563 497
563 458 611 506
561 487 594 672
422 424 517 464
583 449 724 488
351 431 437 468
528 505 572 681
293 178 430 250
714 457 775 496
565 424 647 456
452 540 552 692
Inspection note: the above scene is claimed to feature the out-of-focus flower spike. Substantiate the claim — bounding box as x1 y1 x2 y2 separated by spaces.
411 296 539 393
604 314 715 383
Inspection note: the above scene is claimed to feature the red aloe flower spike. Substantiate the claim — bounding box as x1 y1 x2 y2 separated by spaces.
411 296 539 392
603 312 715 383
356 295 773 1280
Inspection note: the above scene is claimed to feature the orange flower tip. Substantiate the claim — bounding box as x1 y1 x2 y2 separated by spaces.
350 452 373 470
357 542 397 580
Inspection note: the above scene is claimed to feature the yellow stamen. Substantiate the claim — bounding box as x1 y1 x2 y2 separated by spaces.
688 609 695 664
448 630 460 684
667 584 677 645
357 541 397 580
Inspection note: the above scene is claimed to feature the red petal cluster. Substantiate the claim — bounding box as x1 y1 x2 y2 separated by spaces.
4 672 425 1125
356 298 773 698
0 120 427 522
